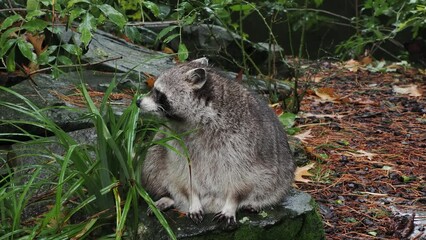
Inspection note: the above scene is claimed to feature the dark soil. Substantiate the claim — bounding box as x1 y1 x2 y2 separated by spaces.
295 61 426 239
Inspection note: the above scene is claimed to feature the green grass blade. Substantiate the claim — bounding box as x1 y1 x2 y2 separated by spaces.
12 167 42 233
135 184 176 240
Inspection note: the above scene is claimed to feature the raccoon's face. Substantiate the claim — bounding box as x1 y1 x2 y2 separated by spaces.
136 58 213 123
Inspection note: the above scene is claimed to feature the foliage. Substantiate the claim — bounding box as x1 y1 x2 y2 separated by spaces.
0 0 127 74
117 0 162 21
336 0 426 58
0 79 176 239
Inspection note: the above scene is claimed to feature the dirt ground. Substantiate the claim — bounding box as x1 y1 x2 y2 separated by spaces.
295 60 426 239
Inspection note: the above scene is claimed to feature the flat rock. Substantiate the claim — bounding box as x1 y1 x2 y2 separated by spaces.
0 71 132 140
137 189 324 240
83 30 174 76
83 29 291 93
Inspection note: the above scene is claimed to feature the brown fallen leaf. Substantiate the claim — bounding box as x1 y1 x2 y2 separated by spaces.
162 46 175 55
269 103 283 116
294 129 313 143
294 162 315 183
346 150 377 160
392 84 422 97
347 97 379 106
314 87 340 102
144 73 156 89
360 55 373 65
26 33 47 55
343 59 361 72
235 69 244 83
312 75 323 83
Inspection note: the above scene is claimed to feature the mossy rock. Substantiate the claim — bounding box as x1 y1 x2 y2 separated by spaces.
137 189 325 240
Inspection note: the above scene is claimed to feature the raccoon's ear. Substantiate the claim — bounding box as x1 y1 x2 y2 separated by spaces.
191 57 208 66
185 68 206 89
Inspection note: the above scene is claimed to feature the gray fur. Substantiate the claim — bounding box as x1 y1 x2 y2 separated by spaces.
138 58 295 224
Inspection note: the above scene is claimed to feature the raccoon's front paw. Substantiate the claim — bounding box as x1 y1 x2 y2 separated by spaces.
187 209 204 224
147 197 175 216
212 211 237 226
187 195 204 224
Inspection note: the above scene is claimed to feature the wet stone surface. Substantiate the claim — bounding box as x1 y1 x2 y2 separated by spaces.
137 189 324 240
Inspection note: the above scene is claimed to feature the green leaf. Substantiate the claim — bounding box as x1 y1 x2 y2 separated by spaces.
0 15 23 31
401 175 413 183
162 33 180 44
178 43 188 61
157 25 178 40
279 112 297 129
69 8 86 27
77 12 95 47
143 1 160 17
26 10 46 20
67 0 91 8
183 13 196 25
124 26 141 43
314 0 323 7
0 39 17 58
229 3 254 12
0 27 19 46
37 45 58 65
158 4 171 19
26 0 40 11
286 127 300 135
57 55 73 65
382 165 392 171
23 19 49 32
37 51 56 65
97 4 127 29
17 38 36 62
6 47 16 72
62 44 82 56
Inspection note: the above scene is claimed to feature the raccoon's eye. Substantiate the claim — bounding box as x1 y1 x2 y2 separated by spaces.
152 88 168 108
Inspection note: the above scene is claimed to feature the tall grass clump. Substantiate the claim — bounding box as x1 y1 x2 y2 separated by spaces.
0 76 176 239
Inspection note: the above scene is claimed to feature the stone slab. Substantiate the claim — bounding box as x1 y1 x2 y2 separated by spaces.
138 189 325 240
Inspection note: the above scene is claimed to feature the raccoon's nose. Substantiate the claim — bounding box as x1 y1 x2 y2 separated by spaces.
136 99 141 108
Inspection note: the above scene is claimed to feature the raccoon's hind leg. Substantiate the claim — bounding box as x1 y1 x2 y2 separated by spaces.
212 195 238 225
147 197 175 215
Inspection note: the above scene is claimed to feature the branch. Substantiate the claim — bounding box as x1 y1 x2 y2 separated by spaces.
0 8 27 13
285 8 352 22
126 20 180 28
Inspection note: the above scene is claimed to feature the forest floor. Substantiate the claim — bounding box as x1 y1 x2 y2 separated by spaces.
295 60 426 239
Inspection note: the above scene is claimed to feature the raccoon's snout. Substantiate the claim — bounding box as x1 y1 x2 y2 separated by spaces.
136 99 141 108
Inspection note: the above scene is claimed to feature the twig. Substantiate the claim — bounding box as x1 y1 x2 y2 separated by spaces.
297 122 333 128
126 20 180 27
5 0 18 15
0 8 27 13
285 8 352 22
28 56 123 75
30 75 48 103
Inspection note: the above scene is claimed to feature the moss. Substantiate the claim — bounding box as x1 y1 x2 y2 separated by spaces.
184 199 325 240
234 224 262 240
186 229 235 240
264 217 303 240
146 191 325 240
295 199 325 240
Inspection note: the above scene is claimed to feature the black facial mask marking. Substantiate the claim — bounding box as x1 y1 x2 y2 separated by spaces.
152 88 184 122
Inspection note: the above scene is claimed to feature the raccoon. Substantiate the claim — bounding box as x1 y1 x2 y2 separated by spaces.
136 57 295 225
